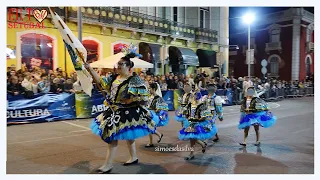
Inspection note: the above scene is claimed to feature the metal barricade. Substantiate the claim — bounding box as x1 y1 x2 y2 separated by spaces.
261 89 270 101
305 87 314 96
267 88 278 101
230 86 313 105
277 88 285 99
297 88 305 97
286 87 299 98
231 88 243 105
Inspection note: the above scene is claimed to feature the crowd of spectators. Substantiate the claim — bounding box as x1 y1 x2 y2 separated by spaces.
7 64 314 100
7 63 82 98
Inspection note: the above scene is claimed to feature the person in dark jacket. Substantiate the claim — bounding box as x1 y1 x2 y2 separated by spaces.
7 76 24 96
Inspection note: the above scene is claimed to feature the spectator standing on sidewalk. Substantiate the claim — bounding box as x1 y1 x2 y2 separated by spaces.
21 72 38 98
37 74 50 93
64 79 75 93
50 78 63 94
7 76 24 96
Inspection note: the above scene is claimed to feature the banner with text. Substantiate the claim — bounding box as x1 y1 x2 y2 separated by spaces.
7 93 76 124
75 92 105 118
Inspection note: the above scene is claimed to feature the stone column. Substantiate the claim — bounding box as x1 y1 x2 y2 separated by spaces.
291 17 301 80
219 7 229 76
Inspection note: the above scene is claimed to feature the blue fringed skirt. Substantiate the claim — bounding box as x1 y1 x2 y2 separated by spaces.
238 111 277 129
175 107 186 122
215 105 223 119
149 110 170 127
178 119 218 141
90 106 156 143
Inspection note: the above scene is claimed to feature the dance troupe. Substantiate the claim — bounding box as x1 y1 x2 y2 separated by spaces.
86 50 277 173
48 9 277 174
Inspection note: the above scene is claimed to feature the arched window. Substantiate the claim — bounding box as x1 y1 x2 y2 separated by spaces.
306 24 313 42
82 40 99 63
20 33 54 70
270 56 279 76
113 42 129 55
306 57 311 76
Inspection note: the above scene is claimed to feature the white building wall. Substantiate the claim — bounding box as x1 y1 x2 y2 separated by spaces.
185 7 199 27
139 7 147 14
156 7 165 19
165 7 172 21
219 7 229 76
147 7 156 16
178 7 185 24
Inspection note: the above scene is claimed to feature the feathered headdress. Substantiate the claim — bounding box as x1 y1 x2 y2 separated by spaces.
121 43 142 58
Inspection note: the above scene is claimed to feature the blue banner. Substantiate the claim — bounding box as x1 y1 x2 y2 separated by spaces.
75 92 106 118
6 89 234 123
215 89 233 106
162 90 174 111
7 93 76 123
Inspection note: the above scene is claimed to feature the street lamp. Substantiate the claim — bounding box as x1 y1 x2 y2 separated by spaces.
242 12 255 79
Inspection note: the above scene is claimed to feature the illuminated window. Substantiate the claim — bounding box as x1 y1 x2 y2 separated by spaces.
200 7 209 29
82 40 99 63
20 33 54 70
270 56 279 75
306 57 311 76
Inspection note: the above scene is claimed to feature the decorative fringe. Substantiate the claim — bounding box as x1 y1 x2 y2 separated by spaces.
238 111 277 129
149 110 170 127
178 122 217 141
128 87 149 96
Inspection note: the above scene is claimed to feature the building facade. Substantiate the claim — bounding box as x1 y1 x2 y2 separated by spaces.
229 8 314 81
7 7 229 76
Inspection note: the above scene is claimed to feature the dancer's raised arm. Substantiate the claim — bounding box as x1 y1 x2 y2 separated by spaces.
84 62 101 85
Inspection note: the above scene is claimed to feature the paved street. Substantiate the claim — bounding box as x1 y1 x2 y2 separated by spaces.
7 97 314 174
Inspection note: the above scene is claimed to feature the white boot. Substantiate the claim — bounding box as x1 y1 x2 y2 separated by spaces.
98 140 117 172
124 140 138 165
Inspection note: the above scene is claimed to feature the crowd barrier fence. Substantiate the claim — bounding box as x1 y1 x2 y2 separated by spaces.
7 87 313 124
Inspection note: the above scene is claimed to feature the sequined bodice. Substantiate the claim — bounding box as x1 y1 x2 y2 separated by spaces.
246 99 251 109
110 79 125 101
147 95 155 108
207 98 215 110
190 105 197 118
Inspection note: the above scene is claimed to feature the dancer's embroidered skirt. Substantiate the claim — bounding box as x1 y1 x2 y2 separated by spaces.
90 106 156 143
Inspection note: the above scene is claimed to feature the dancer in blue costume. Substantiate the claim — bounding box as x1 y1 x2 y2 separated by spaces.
178 90 217 160
175 83 193 126
145 82 169 147
238 86 277 146
87 52 156 173
205 84 224 142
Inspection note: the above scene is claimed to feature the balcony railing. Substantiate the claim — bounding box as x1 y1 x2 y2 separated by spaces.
8 7 218 44
242 45 256 54
195 27 218 43
229 51 237 56
265 42 282 52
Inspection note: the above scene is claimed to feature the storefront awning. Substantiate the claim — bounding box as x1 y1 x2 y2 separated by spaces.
149 44 161 63
139 42 161 64
169 46 199 66
196 49 217 68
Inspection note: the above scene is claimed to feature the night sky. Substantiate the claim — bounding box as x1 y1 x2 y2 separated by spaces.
229 7 314 34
